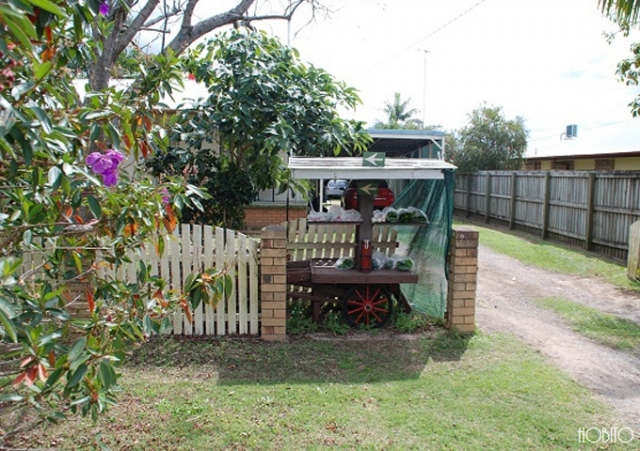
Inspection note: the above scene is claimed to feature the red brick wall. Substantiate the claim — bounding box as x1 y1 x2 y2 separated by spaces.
245 205 306 230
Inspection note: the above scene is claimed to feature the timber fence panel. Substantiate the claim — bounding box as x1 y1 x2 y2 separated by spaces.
453 170 640 262
17 224 259 336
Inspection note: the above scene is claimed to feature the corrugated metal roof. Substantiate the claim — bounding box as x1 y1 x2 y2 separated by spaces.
288 157 456 180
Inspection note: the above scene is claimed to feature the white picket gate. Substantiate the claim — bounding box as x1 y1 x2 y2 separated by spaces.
20 224 260 336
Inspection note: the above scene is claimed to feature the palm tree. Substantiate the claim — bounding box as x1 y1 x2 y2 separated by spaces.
381 93 419 128
599 0 640 23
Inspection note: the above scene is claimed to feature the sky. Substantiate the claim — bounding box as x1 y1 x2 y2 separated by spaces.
240 0 640 155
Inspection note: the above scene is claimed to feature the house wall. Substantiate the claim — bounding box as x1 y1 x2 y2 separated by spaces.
529 156 640 171
615 157 640 170
574 159 593 170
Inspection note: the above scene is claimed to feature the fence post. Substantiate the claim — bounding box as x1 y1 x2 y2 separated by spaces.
446 226 478 333
541 171 551 239
484 172 492 223
466 174 472 218
260 225 287 341
509 172 517 230
585 172 596 250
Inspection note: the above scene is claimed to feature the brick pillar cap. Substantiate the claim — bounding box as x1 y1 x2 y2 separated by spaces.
262 225 286 232
451 226 479 239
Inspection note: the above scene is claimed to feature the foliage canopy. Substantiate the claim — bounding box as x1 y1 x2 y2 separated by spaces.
446 104 528 173
148 30 370 228
0 0 229 439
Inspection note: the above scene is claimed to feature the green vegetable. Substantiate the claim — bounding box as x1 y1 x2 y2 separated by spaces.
385 209 398 223
398 209 414 223
412 208 429 222
334 257 355 270
396 257 414 272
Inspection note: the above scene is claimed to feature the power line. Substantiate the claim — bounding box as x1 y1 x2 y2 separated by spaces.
364 0 490 71
528 119 634 142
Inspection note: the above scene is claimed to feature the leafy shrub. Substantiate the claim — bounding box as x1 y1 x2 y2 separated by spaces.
392 310 433 333
286 302 317 335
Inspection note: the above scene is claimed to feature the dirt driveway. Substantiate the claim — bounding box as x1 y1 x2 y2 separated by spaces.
476 245 640 430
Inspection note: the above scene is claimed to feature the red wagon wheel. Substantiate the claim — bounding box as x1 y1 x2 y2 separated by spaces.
342 284 393 328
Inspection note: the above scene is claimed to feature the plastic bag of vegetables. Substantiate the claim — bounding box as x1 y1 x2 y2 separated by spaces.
407 206 429 223
372 251 388 270
383 207 398 223
334 257 355 270
395 256 414 272
397 208 414 223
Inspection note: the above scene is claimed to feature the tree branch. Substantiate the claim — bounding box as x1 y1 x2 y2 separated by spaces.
143 5 183 28
167 0 256 55
113 0 162 60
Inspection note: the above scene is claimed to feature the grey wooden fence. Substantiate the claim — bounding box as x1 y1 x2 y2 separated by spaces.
454 171 640 262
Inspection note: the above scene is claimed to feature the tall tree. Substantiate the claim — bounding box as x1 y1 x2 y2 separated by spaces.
374 92 420 129
446 104 528 173
599 0 640 23
0 2 229 437
599 0 640 115
147 30 370 228
84 0 326 91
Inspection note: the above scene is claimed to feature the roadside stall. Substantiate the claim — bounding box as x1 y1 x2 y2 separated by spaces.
286 154 457 327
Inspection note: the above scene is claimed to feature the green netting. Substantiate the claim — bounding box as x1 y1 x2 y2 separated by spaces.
392 170 455 318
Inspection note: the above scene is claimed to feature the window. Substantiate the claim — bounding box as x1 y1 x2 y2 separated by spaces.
525 161 541 170
551 160 574 170
595 159 614 171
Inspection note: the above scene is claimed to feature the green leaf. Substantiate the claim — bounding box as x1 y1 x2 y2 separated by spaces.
67 336 87 363
22 229 32 246
70 395 91 406
0 393 23 402
33 61 52 81
30 0 66 17
31 106 53 134
0 308 17 343
5 16 35 50
99 360 115 390
66 363 88 388
11 81 35 99
87 195 102 219
48 166 62 189
45 367 65 389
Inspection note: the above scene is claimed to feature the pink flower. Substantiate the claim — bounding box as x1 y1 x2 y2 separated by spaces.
99 1 109 16
161 188 170 204
86 149 124 187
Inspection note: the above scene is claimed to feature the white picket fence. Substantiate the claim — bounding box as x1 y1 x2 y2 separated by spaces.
20 224 260 336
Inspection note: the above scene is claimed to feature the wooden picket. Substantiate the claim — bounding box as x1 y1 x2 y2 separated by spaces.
22 224 261 336
284 218 398 262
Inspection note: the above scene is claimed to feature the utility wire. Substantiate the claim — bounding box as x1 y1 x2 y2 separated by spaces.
363 0 490 72
528 119 634 142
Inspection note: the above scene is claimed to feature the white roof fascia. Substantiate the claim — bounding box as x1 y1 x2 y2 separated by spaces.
288 157 456 180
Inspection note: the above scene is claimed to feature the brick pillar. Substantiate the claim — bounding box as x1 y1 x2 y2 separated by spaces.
260 225 288 341
446 226 478 333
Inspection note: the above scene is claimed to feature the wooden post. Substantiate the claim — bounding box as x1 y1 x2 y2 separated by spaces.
484 172 492 223
509 172 517 230
466 174 472 218
585 172 596 251
627 220 640 280
541 171 551 239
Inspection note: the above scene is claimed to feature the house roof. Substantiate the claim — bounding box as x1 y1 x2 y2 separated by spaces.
366 128 445 157
526 120 640 160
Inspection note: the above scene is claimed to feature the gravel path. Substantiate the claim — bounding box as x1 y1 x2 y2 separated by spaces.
476 245 640 430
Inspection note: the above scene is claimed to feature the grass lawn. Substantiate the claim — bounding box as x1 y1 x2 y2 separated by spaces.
536 297 640 359
455 220 640 292
8 331 627 451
